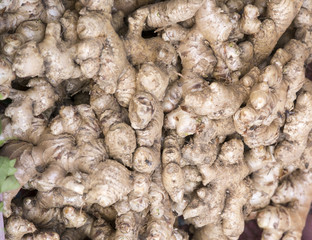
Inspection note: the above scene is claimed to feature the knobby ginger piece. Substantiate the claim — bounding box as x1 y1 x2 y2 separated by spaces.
274 91 312 167
258 169 312 240
162 131 184 203
105 123 136 167
184 139 251 239
6 216 36 240
84 160 133 208
1 0 312 239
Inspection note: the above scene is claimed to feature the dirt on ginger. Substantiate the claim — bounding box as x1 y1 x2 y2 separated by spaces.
1 0 312 240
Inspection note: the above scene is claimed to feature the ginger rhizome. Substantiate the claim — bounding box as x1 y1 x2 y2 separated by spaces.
1 0 312 239
258 169 312 240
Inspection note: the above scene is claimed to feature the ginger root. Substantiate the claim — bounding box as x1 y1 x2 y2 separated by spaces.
1 0 312 239
258 169 312 240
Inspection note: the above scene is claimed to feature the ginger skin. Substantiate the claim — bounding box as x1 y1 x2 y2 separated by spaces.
2 0 312 239
258 169 312 240
162 131 184 203
184 139 251 239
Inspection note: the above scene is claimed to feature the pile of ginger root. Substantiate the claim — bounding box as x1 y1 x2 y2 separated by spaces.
1 0 312 239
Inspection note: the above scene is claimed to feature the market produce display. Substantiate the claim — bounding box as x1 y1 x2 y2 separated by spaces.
0 0 312 239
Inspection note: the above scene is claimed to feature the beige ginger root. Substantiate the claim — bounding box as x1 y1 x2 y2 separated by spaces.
22 231 60 240
0 0 65 34
274 90 312 168
181 116 235 166
162 131 184 203
21 198 112 239
128 172 150 213
105 123 137 167
234 50 290 148
258 169 312 240
184 139 251 239
245 146 281 211
130 92 163 174
2 0 312 239
1 104 107 216
1 78 58 144
183 66 257 119
5 216 37 240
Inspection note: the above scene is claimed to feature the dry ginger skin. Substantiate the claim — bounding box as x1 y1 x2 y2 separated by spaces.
1 0 312 239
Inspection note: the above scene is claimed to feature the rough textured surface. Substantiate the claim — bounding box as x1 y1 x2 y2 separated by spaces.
1 0 312 239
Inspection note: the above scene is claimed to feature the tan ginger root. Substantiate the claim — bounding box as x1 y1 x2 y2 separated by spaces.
128 172 150 213
0 13 87 91
257 169 312 240
5 216 37 240
2 144 132 225
161 22 216 109
105 123 137 167
294 0 312 64
90 84 128 135
20 198 112 240
76 1 135 94
0 56 16 86
114 210 142 239
2 0 312 239
111 168 182 239
183 66 257 119
113 196 132 217
0 18 45 76
165 102 235 140
33 160 133 208
274 90 312 169
234 50 290 148
129 92 163 174
2 3 136 90
130 0 303 82
129 91 163 147
0 0 65 34
162 80 183 113
90 85 136 168
0 20 46 79
141 0 204 29
65 215 112 240
0 141 39 217
162 131 185 203
22 231 60 240
115 64 137 108
144 168 176 240
35 188 84 209
161 24 189 44
239 4 261 35
90 84 139 168
38 22 81 86
245 146 282 211
21 198 86 231
84 160 133 208
184 139 251 239
165 106 200 137
113 0 155 15
58 10 79 44
124 6 179 79
1 104 107 216
174 29 216 107
299 130 312 170
2 20 81 86
194 0 245 79
283 39 311 110
133 142 161 174
181 116 236 166
0 78 58 144
250 0 303 66
136 62 170 101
